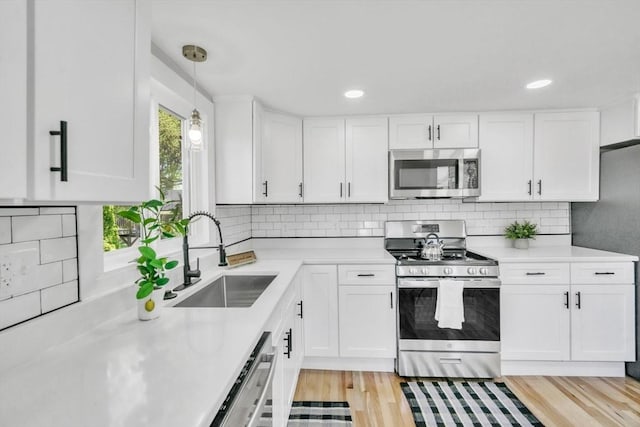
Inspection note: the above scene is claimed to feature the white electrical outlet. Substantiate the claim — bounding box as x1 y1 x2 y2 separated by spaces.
0 255 14 300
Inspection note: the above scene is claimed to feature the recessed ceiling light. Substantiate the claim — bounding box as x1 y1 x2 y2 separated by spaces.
526 79 552 89
344 89 364 98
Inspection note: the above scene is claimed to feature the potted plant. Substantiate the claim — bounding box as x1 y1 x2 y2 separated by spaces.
118 189 190 320
504 220 538 249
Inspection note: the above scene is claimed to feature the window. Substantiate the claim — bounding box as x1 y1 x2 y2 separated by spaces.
102 107 185 252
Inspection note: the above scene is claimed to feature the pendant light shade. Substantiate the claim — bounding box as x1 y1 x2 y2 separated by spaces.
182 45 207 151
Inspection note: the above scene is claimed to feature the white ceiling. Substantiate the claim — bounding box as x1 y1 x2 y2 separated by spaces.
151 0 640 116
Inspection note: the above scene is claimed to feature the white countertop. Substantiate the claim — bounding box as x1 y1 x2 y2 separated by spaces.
0 247 394 427
470 245 639 263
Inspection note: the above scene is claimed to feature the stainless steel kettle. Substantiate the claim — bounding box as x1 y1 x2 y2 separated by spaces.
421 233 444 260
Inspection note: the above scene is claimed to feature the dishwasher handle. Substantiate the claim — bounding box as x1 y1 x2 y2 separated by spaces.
246 354 277 427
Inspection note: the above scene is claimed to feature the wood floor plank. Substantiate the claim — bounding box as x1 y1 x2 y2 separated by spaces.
294 370 640 427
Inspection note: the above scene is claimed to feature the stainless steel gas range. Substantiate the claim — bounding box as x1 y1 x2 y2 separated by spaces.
385 220 501 378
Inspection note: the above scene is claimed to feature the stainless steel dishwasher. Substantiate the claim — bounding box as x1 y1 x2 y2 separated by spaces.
211 332 276 426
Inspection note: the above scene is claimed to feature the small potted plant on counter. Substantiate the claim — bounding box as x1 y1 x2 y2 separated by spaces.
505 220 538 249
118 189 190 320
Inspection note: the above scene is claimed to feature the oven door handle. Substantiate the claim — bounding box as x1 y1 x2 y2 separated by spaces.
398 279 501 289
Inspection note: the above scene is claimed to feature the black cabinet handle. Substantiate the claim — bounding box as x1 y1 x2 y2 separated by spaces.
357 273 375 277
526 272 546 276
284 328 292 358
390 291 393 309
297 300 303 318
348 182 351 198
340 182 343 198
527 180 532 195
595 272 615 275
537 180 542 195
262 181 268 197
575 291 581 309
49 121 68 182
428 125 432 141
436 124 441 140
298 182 303 198
564 291 569 309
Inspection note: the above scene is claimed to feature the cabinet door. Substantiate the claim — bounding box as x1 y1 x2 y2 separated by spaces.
303 119 345 203
478 114 534 201
433 114 479 149
255 110 303 203
31 0 150 202
570 285 635 361
0 0 27 199
345 117 389 203
501 285 570 360
389 114 433 149
302 265 339 357
272 327 287 427
338 285 396 358
533 112 600 201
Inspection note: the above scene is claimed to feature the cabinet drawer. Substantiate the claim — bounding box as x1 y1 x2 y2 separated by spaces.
571 262 634 284
500 263 570 285
338 264 395 285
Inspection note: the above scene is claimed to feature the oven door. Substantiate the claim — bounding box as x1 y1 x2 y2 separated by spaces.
397 278 500 353
389 149 480 198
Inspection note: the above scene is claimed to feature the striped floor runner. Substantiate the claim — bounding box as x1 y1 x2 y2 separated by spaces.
401 381 543 427
288 401 353 426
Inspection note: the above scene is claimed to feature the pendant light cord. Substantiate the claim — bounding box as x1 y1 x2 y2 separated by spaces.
192 60 197 110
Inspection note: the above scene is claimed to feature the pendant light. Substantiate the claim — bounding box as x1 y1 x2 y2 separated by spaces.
182 45 207 151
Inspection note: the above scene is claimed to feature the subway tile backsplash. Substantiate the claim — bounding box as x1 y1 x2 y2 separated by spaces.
217 200 570 241
0 207 79 330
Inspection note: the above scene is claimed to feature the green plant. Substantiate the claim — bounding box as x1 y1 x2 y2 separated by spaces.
504 220 538 240
117 189 190 299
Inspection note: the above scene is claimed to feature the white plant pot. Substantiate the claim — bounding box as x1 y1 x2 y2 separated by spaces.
513 238 530 249
137 288 164 321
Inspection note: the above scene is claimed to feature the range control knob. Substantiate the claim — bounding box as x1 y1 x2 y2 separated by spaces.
467 267 477 275
420 267 428 275
443 267 453 275
479 267 488 276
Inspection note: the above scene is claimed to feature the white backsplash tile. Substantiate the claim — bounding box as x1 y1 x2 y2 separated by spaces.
40 237 77 264
0 208 39 217
62 259 79 282
0 217 10 244
62 215 76 237
41 280 79 314
12 215 62 242
0 292 41 330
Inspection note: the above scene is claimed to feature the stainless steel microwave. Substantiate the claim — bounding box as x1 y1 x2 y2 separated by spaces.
389 149 480 198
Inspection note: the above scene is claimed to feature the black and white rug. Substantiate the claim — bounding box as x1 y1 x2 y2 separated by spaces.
287 401 353 426
401 381 544 427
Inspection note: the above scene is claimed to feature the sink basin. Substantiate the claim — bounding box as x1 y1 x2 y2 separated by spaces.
173 275 277 308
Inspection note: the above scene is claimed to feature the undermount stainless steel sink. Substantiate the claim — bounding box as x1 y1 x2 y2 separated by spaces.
173 275 277 308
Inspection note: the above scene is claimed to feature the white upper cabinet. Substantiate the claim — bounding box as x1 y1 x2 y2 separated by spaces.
30 0 151 202
478 114 534 201
600 94 640 146
303 117 388 203
254 104 303 203
0 0 27 199
533 112 600 201
215 96 255 204
344 117 389 203
389 114 478 149
303 119 346 203
479 111 599 202
389 114 433 149
433 114 479 149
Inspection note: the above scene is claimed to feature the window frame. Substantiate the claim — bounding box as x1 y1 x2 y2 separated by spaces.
103 77 210 271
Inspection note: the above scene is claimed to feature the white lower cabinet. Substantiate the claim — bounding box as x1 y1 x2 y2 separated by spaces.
501 285 571 360
302 265 339 357
338 285 396 358
570 284 635 361
501 262 635 365
272 271 304 427
301 264 397 367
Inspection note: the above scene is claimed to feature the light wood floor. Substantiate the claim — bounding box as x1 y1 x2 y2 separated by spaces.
293 370 640 427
